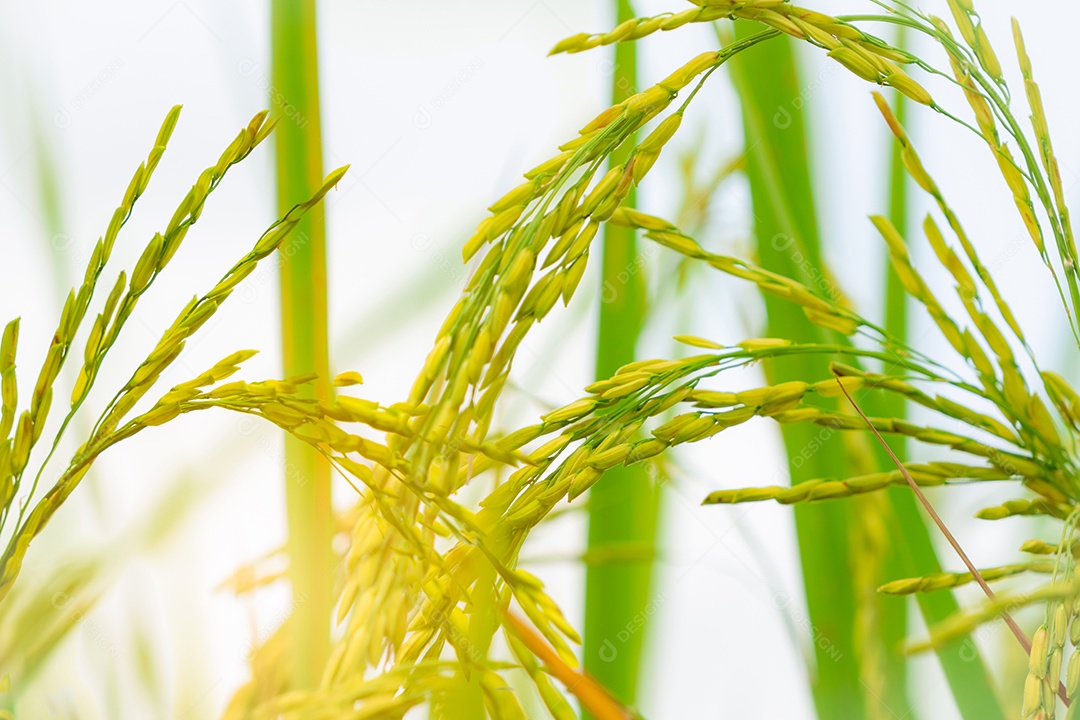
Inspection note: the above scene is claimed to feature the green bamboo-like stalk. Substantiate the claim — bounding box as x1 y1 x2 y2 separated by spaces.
862 30 1006 720
583 0 658 710
271 0 333 690
872 63 913 715
879 27 911 430
729 25 1005 720
728 28 867 718
872 54 1006 720
884 72 910 365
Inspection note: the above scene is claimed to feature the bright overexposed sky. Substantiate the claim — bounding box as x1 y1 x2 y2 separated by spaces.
0 1 1077 718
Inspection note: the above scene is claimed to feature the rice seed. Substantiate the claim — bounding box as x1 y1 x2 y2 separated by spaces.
878 562 1051 595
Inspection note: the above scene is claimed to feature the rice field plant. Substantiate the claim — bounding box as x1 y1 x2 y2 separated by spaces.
583 1 658 713
2 0 1078 717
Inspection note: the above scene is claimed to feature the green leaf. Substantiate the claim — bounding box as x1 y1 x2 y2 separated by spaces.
583 0 660 713
728 21 1005 720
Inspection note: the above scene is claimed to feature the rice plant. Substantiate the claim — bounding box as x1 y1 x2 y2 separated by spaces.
584 1 658 712
271 0 335 692
0 106 347 710
3 0 1079 717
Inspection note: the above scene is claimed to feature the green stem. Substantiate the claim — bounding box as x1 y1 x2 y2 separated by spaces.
875 32 914 718
729 22 1005 720
729 27 867 719
583 0 657 711
271 0 333 690
883 57 910 417
873 32 1006 720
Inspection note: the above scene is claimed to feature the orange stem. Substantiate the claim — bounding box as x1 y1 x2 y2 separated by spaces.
505 611 633 720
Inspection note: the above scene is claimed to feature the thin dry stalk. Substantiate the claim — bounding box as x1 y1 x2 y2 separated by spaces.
834 374 1070 708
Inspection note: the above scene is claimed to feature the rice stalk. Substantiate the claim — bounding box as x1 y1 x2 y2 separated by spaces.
583 0 658 712
869 48 918 717
867 25 1011 720
507 611 631 720
723 19 974 717
271 0 334 690
0 104 347 607
836 377 1072 711
726 23 872 718
727 14 1007 716
883 26 911 407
